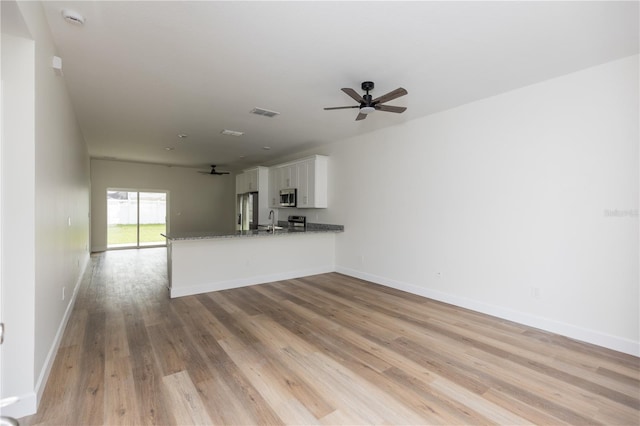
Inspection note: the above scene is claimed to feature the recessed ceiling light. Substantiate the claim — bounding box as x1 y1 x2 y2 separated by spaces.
165 147 175 151
263 146 271 150
61 9 85 26
239 155 246 158
177 133 188 139
221 129 244 137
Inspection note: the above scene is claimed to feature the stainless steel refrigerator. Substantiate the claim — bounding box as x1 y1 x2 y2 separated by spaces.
236 191 258 231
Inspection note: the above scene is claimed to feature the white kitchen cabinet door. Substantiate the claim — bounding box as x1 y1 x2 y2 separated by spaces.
296 160 311 208
297 155 327 208
235 173 246 194
245 168 258 192
311 155 328 208
279 164 298 189
268 167 280 208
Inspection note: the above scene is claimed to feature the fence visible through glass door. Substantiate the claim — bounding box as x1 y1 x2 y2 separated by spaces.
107 190 167 248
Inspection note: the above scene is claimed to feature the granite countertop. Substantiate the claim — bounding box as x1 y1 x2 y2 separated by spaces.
162 222 344 241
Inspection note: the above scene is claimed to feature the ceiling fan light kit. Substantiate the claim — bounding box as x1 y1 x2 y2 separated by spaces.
324 81 407 121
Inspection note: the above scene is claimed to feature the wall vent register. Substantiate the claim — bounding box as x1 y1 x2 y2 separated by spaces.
250 107 280 118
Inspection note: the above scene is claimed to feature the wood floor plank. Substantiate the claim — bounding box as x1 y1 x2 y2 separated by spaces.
105 310 130 359
72 310 106 425
196 365 285 426
123 304 173 425
19 345 83 425
216 337 321 425
19 250 640 426
146 323 189 376
104 355 141 425
205 293 336 421
161 371 213 425
392 336 602 425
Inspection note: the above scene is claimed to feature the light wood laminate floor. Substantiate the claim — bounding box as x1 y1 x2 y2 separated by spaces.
20 248 640 425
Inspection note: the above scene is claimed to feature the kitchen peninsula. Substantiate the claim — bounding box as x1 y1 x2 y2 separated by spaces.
163 223 343 298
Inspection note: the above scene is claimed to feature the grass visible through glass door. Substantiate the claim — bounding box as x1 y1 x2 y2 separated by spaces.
107 223 166 246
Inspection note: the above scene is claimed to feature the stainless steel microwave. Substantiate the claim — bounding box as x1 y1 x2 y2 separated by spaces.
279 188 297 207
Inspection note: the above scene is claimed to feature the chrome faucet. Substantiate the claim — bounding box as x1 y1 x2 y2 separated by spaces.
269 210 276 233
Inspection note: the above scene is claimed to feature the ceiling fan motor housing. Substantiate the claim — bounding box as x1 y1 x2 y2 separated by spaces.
361 81 374 92
361 82 375 112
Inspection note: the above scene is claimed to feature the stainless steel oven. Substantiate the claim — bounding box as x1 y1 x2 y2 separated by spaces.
279 188 297 207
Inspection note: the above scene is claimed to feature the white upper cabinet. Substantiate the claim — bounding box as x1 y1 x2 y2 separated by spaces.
269 155 328 208
278 164 298 189
245 168 259 192
235 173 246 194
236 167 268 194
297 155 328 208
268 167 279 208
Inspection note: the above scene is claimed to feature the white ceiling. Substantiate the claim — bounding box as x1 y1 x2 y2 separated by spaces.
41 1 638 171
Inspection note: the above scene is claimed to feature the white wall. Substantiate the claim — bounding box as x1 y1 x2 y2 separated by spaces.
1 0 90 418
280 55 639 355
90 159 235 252
1 28 36 418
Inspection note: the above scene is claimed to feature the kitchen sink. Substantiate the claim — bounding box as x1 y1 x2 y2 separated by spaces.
257 225 283 232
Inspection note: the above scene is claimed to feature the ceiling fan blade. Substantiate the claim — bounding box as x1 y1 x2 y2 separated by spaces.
324 106 360 110
341 88 364 103
198 164 230 175
376 104 407 113
372 87 407 104
355 112 368 121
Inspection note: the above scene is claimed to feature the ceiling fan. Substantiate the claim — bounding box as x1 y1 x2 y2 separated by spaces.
198 165 230 175
324 81 407 121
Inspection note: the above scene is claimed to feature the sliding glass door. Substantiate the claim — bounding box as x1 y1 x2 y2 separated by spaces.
107 190 167 249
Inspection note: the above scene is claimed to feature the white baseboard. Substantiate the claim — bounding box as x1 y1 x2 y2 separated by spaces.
336 266 640 357
170 265 335 298
0 391 36 419
29 253 89 414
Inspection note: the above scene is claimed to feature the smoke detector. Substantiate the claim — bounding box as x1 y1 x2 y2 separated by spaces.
61 9 85 26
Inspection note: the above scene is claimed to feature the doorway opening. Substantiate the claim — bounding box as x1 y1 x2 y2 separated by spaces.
107 190 167 249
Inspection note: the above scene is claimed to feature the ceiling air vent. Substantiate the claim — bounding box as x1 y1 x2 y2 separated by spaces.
250 107 280 118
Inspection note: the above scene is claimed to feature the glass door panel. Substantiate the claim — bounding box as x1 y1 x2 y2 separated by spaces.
139 192 166 246
107 191 138 248
107 190 167 249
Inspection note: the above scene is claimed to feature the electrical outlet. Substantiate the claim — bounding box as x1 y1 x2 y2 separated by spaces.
531 287 541 298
